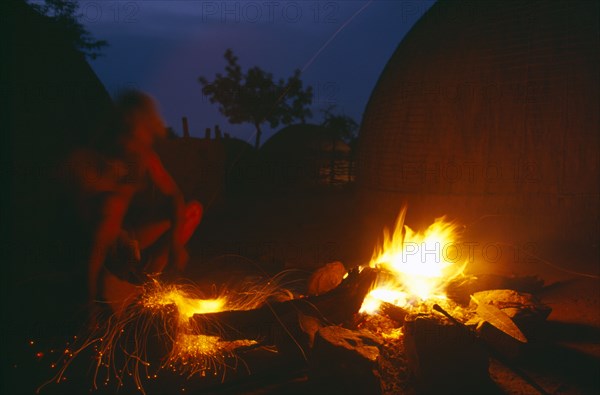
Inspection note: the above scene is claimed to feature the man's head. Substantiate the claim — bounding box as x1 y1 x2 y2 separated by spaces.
115 90 166 147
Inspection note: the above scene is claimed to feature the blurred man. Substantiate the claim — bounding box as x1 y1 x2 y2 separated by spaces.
67 90 202 307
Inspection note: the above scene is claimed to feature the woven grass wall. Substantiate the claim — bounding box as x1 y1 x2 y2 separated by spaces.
357 0 599 251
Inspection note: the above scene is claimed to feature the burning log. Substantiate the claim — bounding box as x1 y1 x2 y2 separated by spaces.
192 267 378 342
310 326 383 395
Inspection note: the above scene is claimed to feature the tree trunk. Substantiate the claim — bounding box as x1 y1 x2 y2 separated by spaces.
254 123 262 149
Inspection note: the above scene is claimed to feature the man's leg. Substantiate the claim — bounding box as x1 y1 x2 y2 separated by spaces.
142 200 203 274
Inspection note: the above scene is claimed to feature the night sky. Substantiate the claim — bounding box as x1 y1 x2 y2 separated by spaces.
83 0 435 143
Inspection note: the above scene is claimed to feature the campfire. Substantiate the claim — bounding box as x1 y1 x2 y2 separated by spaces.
39 208 554 394
360 208 466 316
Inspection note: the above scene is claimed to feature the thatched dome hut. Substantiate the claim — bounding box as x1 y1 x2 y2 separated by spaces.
357 0 599 248
260 124 351 187
3 0 114 317
5 0 113 250
156 136 255 205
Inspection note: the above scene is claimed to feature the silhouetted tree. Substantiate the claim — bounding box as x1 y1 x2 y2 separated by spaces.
321 106 358 184
29 0 107 59
199 49 313 149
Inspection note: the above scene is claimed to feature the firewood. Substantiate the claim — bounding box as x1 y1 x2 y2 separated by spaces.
192 267 378 342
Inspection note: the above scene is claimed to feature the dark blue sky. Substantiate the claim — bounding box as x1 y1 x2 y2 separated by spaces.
82 0 435 144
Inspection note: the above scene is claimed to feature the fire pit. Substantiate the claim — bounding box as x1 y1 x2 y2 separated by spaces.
38 208 584 395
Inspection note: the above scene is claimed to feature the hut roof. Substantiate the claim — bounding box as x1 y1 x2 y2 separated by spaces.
261 124 350 156
356 0 599 242
5 0 113 162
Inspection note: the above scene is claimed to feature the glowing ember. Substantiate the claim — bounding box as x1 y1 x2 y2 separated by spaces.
39 276 288 394
140 280 256 368
360 208 467 314
143 285 226 321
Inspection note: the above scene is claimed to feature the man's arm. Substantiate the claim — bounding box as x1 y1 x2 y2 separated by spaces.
145 152 188 269
66 150 133 299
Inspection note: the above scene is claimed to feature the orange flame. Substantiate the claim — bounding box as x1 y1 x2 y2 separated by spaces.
360 208 466 314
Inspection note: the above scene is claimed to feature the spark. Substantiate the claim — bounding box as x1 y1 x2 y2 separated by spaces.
38 274 291 394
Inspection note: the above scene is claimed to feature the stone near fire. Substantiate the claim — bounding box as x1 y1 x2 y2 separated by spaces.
307 261 347 296
298 313 323 347
468 289 551 358
470 289 551 330
310 325 383 394
314 325 382 362
446 274 545 305
403 314 491 393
